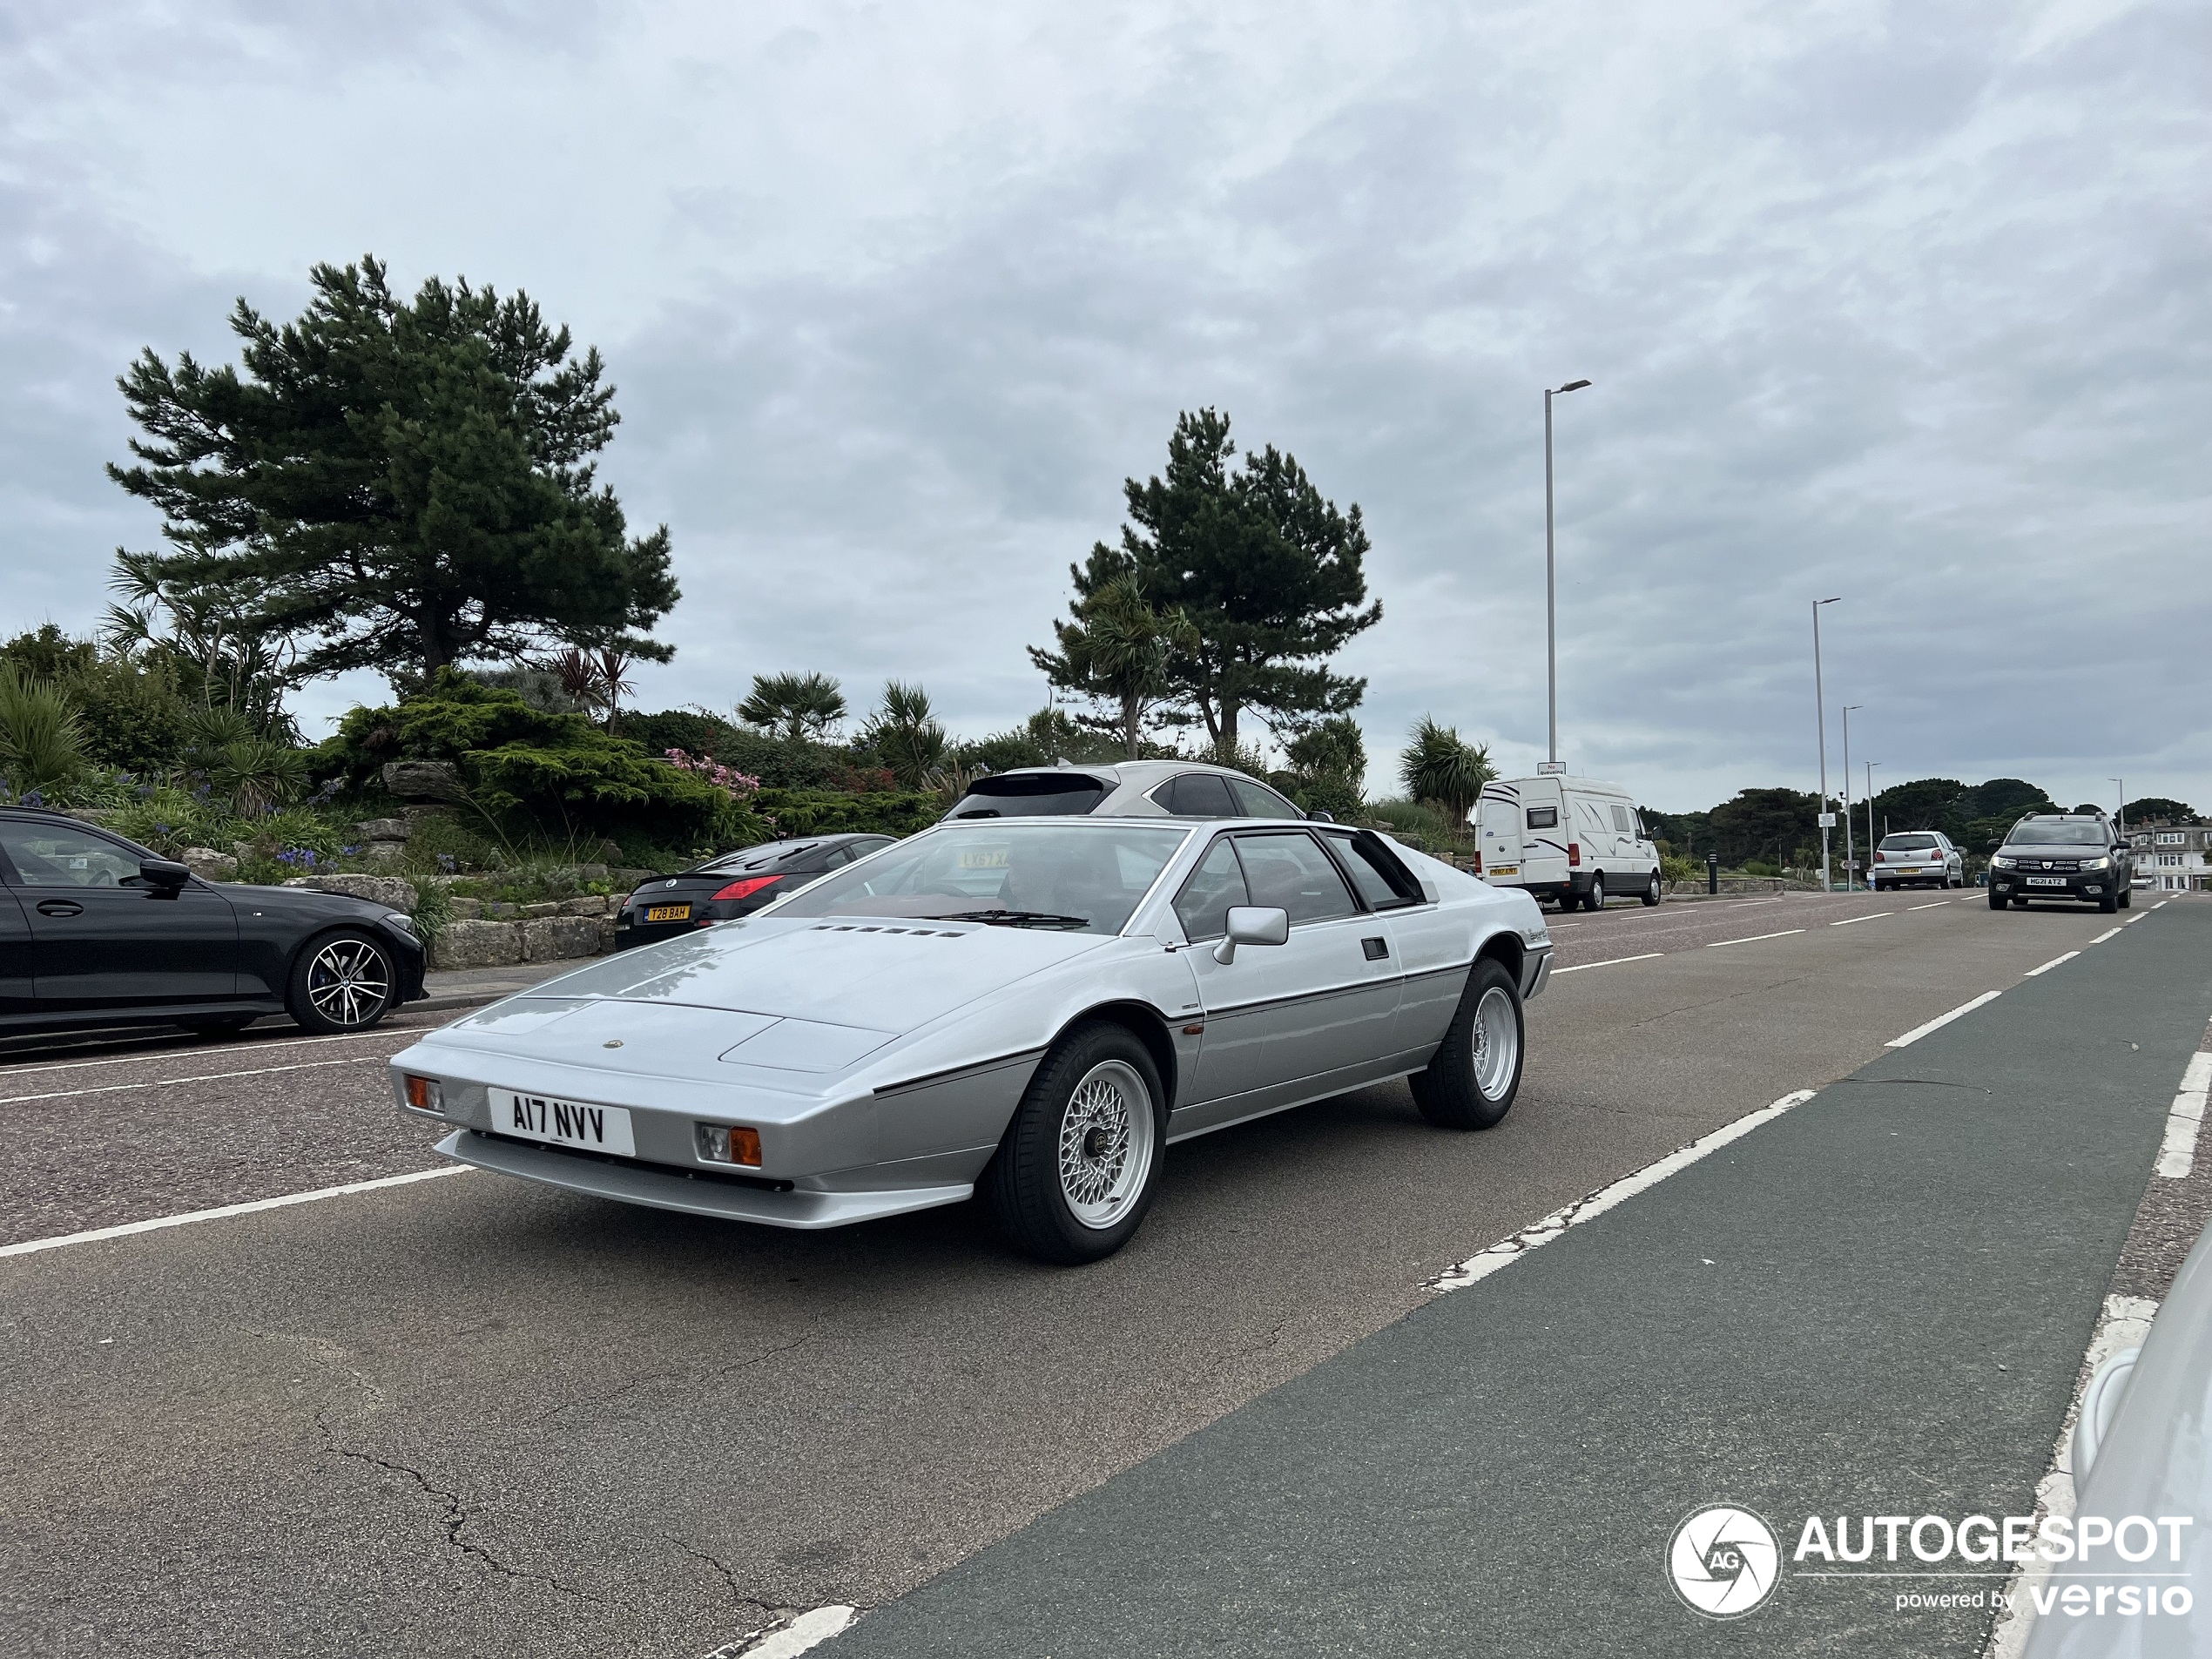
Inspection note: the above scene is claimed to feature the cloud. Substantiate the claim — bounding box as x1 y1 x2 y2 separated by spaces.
2 0 2203 813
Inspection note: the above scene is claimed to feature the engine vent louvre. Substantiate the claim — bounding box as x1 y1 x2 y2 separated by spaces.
811 924 966 938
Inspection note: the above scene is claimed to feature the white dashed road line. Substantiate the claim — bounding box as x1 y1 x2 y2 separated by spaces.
1705 929 1805 948
0 1165 469 1260
1831 912 1893 927
0 1054 388 1107
1426 1089 1819 1293
2155 1053 2212 1180
706 1606 860 1659
1886 990 2003 1049
2023 952 2079 978
1908 900 1952 911
2089 927 2122 945
1551 953 1663 975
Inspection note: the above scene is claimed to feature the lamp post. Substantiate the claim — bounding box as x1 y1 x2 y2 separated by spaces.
1842 705 1863 890
1812 597 1842 892
2110 778 2125 835
1865 761 1879 868
1544 378 1592 766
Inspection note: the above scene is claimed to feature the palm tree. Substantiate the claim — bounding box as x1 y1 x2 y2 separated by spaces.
862 681 948 787
738 671 847 742
1399 716 1494 826
1029 574 1197 759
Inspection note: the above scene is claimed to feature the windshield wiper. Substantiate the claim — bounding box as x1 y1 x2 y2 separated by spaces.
942 908 1092 930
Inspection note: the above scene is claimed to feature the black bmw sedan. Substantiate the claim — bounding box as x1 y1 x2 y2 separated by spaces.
0 806 427 1040
613 833 899 950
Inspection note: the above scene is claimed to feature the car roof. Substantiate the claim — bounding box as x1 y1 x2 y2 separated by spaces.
969 759 1258 785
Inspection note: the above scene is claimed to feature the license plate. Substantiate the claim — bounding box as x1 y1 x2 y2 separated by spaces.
2025 876 2067 887
644 903 691 922
490 1089 637 1157
1488 865 1519 876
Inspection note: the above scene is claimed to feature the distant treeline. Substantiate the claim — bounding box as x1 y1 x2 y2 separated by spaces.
1638 778 2098 870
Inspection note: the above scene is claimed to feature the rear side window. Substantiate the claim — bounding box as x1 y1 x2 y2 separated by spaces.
1229 779 1301 819
1234 831 1357 925
1325 831 1423 909
1154 772 1238 818
948 774 1109 818
1526 806 1558 829
1173 838 1249 941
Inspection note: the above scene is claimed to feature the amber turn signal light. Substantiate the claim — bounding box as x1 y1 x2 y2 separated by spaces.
401 1075 442 1113
728 1126 762 1167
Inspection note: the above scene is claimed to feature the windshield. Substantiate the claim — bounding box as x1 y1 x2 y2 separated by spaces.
2007 821 2107 846
1880 834 1939 851
772 822 1190 934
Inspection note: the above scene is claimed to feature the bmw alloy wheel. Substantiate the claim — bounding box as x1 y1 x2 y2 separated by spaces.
305 937 393 1029
1056 1058 1157 1230
1470 984 1521 1101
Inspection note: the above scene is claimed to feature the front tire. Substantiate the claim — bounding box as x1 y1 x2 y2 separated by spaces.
287 929 398 1035
2098 888 2120 914
1989 889 2006 910
2120 886 2132 909
1410 958 1524 1131
1642 871 1662 907
984 1021 1164 1264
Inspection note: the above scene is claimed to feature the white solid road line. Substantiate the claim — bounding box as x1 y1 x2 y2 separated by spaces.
706 1607 860 1659
1551 953 1663 975
1426 1089 1819 1294
2155 1053 2212 1180
2023 952 2080 978
1705 929 1805 948
0 1165 469 1260
2089 927 2122 945
1830 912 1893 926
0 1024 417 1081
0 1053 388 1107
1885 990 2002 1049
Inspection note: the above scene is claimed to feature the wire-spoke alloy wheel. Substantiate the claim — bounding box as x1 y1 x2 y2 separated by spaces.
1055 1059 1157 1231
287 930 396 1035
987 1021 1167 1264
1411 956 1525 1131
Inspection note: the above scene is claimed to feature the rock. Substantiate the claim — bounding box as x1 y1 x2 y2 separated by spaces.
179 846 239 880
561 895 610 917
596 916 619 953
483 901 520 920
448 898 485 920
523 916 603 963
354 818 411 842
363 843 408 865
380 760 463 803
519 901 563 919
432 920 523 970
610 868 661 890
280 873 421 911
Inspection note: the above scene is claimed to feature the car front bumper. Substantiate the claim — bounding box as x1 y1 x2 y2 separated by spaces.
1989 868 2115 901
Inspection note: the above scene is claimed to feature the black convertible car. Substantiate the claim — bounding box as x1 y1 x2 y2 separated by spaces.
613 832 900 950
0 806 426 1039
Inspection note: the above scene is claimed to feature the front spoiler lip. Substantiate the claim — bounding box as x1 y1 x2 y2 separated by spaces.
436 1129 972 1231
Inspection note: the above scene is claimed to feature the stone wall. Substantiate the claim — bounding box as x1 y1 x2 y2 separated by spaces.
278 873 626 970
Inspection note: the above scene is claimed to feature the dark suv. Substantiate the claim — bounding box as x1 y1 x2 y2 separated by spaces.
1987 813 2134 914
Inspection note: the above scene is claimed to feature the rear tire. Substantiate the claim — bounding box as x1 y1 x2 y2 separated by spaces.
1642 871 1662 907
1410 958 1524 1131
984 1021 1164 1264
287 929 398 1035
1585 875 1606 913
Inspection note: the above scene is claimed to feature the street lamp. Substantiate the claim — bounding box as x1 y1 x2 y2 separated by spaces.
1865 761 1879 861
1841 705 1863 890
1544 378 1592 766
1812 597 1842 892
2110 778 2125 835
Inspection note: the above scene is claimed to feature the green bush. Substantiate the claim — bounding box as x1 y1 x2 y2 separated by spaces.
0 667 89 794
752 788 941 837
1743 859 1779 878
326 675 753 848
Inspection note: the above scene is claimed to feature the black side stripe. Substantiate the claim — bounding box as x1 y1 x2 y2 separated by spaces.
874 1046 1049 1097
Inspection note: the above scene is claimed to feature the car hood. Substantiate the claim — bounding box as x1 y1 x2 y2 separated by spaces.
2000 844 2108 859
496 914 1111 1039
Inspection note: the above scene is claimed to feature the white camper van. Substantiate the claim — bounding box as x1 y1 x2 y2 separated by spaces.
1474 773 1662 910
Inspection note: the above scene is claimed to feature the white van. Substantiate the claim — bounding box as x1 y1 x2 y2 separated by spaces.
1474 773 1662 911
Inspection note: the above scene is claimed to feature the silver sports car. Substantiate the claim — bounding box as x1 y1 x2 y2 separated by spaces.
391 816 1553 1262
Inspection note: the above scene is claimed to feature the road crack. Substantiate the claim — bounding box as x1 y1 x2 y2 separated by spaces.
327 1435 597 1599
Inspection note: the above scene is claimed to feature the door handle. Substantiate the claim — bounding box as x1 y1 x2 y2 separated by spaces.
1361 936 1389 961
37 900 84 917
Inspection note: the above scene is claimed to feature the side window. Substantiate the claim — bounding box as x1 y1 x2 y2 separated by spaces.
1609 804 1631 833
1155 772 1238 818
819 847 853 869
1526 806 1559 830
1173 837 1250 941
0 823 145 888
1229 778 1300 819
1234 831 1357 925
1325 831 1420 908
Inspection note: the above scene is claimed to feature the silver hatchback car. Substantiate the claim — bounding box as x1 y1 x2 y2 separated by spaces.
944 759 1312 822
1870 830 1964 892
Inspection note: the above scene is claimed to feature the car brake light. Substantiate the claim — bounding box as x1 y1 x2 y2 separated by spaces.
1874 850 1886 861
711 874 785 902
1568 843 1581 867
1470 852 1482 874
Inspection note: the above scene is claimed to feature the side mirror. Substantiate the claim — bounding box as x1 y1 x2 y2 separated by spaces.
1213 905 1289 964
140 858 191 887
1307 808 1335 823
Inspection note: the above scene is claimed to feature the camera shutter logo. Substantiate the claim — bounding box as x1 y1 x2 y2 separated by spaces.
1668 1505 1780 1618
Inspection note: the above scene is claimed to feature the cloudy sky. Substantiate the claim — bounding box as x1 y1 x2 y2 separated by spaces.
3 0 2205 813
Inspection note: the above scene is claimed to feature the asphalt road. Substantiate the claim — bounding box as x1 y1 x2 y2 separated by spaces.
3 890 2202 1657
